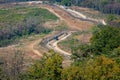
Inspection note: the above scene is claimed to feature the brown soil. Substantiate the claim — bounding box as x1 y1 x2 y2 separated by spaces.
40 5 94 31
0 3 95 67
0 40 42 60
76 33 92 43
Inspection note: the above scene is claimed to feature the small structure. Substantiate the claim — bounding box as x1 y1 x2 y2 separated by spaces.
41 31 68 45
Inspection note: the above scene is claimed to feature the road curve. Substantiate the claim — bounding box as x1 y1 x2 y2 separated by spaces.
56 5 107 25
46 32 72 56
27 39 43 57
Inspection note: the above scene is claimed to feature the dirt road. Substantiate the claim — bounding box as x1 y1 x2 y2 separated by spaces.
46 31 72 67
27 39 42 57
46 32 72 56
0 2 97 62
40 4 94 31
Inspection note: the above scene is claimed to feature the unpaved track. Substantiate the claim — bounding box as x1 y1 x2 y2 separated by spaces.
0 2 95 62
47 32 72 56
15 2 97 58
40 4 94 31
28 39 42 57
46 31 72 67
20 3 94 58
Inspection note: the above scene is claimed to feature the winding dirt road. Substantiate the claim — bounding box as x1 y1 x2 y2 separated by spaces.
46 32 72 56
40 4 94 31
46 31 72 67
28 39 42 57
0 2 106 61
23 3 105 58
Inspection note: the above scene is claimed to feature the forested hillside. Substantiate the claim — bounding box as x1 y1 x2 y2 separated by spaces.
1 0 120 15
56 0 120 15
0 0 34 3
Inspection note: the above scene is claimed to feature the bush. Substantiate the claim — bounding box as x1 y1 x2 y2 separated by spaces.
91 26 120 54
0 7 57 47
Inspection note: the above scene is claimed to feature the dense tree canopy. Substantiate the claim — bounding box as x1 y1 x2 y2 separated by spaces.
91 26 120 54
1 0 120 15
24 51 63 80
52 0 120 15
62 56 120 80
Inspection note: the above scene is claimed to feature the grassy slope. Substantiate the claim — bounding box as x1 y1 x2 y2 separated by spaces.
0 6 58 27
0 6 58 47
58 32 82 53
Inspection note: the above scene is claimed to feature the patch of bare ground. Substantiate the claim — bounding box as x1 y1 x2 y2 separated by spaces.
39 5 94 31
75 33 92 43
0 30 61 64
0 33 48 62
43 20 61 29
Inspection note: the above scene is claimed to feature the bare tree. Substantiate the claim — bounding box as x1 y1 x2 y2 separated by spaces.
0 50 24 80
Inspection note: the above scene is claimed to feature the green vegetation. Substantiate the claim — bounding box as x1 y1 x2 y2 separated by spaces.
24 52 120 80
1 27 120 79
0 1 120 80
54 25 68 31
106 14 120 27
1 50 120 80
0 6 58 47
1 0 120 15
58 31 90 53
24 51 63 80
72 26 120 57
61 0 72 6
0 51 63 80
62 56 120 80
58 32 81 53
91 26 120 54
57 22 120 79
52 0 120 15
